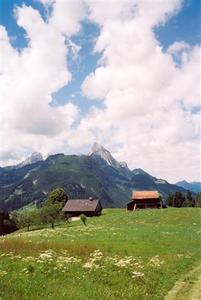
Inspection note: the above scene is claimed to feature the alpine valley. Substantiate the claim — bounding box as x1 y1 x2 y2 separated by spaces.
0 144 192 211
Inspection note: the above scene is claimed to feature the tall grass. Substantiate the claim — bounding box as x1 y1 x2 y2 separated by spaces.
0 208 201 300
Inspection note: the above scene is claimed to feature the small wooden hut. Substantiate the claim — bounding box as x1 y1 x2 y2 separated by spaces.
62 198 102 217
127 191 161 210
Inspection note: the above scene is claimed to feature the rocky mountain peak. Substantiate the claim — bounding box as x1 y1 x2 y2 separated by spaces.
119 161 128 169
90 143 125 169
18 152 44 168
90 143 117 166
132 168 150 176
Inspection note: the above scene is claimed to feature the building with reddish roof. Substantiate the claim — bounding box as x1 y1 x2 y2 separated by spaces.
127 191 161 210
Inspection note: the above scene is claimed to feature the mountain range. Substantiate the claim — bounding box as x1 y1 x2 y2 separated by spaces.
175 180 201 194
0 143 196 211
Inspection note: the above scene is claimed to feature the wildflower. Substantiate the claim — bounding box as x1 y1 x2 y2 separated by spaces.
38 249 55 261
177 254 184 258
22 256 34 262
90 250 103 260
83 261 93 269
105 256 118 263
132 271 144 278
149 255 164 267
0 270 8 277
37 259 46 264
57 256 81 265
115 256 133 268
83 261 99 270
83 249 103 270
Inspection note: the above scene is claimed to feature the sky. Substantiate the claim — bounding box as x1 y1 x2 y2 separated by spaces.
0 0 200 183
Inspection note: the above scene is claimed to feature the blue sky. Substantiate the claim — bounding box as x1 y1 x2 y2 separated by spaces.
1 0 200 114
0 0 102 114
156 0 200 47
0 0 200 182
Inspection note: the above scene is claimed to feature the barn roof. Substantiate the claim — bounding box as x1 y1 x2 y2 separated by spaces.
62 199 101 212
132 191 160 200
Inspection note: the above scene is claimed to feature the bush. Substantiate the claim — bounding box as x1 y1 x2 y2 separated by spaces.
46 188 68 206
12 209 38 231
40 203 62 229
196 193 201 207
0 210 17 235
80 214 87 226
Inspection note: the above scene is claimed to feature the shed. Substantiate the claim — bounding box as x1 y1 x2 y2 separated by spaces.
127 191 161 210
62 198 102 217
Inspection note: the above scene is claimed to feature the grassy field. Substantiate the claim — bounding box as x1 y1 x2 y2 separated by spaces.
0 208 201 300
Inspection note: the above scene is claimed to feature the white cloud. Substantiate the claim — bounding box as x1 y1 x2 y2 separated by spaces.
167 41 190 54
49 0 85 36
167 41 192 65
79 0 200 182
0 0 200 182
0 1 84 164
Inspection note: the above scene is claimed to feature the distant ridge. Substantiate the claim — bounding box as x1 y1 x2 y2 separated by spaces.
4 152 44 170
0 144 192 211
176 180 201 193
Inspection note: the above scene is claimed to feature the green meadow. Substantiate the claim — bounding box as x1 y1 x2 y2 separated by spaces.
0 208 201 300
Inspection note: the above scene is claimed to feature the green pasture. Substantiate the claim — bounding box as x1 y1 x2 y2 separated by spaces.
0 208 201 300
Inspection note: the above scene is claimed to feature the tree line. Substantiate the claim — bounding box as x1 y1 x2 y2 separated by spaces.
0 188 68 235
166 191 201 207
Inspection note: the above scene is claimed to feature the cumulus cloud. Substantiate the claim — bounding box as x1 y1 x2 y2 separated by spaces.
0 1 85 163
79 0 200 182
0 0 200 182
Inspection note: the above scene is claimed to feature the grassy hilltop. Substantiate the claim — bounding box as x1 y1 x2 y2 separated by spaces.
0 208 201 300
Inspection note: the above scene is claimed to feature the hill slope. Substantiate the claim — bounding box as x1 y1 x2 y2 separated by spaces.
0 208 201 300
0 144 189 211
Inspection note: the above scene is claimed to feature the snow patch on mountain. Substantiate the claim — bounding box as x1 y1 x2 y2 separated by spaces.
155 179 167 184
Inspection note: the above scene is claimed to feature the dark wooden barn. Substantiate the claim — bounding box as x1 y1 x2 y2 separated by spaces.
127 191 161 210
62 198 102 217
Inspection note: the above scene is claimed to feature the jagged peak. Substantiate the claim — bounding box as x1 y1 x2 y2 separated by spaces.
132 168 147 175
90 143 127 170
91 142 106 153
119 161 128 169
17 152 44 168
90 143 117 167
30 152 43 159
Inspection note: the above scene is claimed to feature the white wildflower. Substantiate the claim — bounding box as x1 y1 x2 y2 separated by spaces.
38 249 55 261
149 255 164 267
177 254 184 258
115 256 133 268
132 271 144 278
22 256 34 262
83 249 103 270
0 270 8 277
